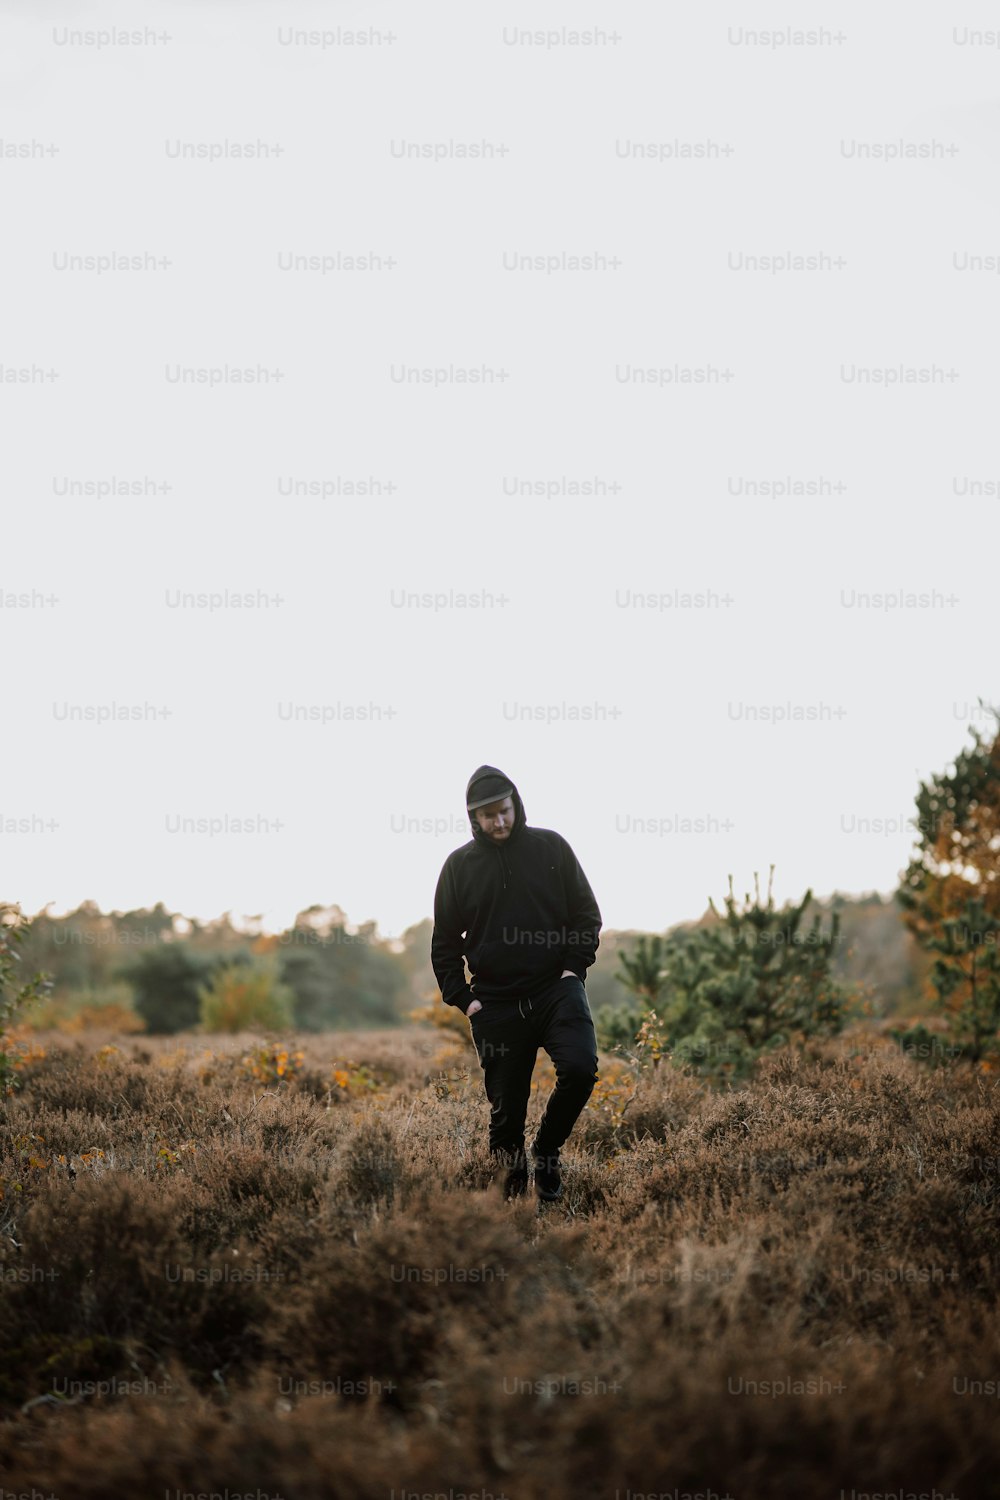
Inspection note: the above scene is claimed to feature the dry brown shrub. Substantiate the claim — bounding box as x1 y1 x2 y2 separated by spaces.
0 1028 997 1497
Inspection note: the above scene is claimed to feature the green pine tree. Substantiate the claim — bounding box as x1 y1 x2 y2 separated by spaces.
608 869 850 1079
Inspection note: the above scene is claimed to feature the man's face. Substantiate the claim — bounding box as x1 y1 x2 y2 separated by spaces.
473 795 515 841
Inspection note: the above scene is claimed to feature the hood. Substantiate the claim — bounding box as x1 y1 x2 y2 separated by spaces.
466 763 526 851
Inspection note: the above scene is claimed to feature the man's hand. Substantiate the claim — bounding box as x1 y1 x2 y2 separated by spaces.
560 969 576 979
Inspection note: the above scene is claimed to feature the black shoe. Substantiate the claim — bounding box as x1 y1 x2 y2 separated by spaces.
531 1145 563 1202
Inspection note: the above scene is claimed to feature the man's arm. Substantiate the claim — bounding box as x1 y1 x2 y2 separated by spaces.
558 836 602 981
430 857 473 1013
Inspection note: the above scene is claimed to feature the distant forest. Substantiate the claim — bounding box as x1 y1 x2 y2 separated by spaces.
10 889 931 1034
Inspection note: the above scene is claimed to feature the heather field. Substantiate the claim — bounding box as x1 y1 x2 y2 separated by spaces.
2 1023 999 1500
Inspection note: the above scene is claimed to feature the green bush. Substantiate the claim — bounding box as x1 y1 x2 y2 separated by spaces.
119 943 236 1034
198 958 295 1034
887 1021 964 1067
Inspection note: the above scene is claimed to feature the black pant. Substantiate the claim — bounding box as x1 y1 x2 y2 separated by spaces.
468 973 599 1163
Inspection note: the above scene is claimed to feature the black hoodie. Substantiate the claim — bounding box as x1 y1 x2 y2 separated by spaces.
430 764 602 1013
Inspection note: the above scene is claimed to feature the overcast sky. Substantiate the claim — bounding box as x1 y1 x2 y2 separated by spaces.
4 3 998 941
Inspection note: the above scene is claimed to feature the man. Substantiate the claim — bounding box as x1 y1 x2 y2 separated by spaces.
430 764 602 1203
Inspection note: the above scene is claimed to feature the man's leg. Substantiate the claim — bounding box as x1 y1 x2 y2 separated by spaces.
530 976 599 1199
470 1001 537 1197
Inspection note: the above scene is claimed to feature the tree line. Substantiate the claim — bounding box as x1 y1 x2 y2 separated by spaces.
2 708 997 1065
